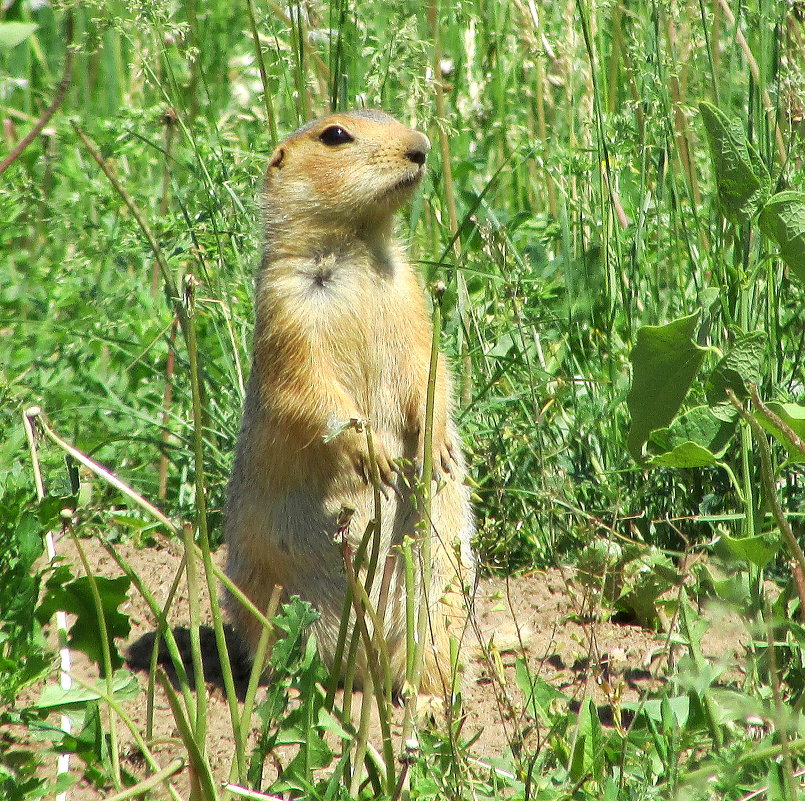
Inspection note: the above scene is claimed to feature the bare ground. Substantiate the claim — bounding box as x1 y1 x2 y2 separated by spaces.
10 535 748 799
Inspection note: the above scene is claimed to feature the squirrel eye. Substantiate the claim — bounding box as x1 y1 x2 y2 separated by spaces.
318 125 354 146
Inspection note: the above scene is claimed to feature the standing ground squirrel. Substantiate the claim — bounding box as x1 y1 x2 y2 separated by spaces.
224 110 475 696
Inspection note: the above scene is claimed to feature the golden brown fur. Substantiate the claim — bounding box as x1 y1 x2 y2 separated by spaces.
224 110 475 695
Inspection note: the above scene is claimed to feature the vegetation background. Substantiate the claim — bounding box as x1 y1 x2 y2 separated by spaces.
1 0 804 798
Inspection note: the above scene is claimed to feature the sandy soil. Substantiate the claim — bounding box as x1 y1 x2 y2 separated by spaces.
9 536 748 799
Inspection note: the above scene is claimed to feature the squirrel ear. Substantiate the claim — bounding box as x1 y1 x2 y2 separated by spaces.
269 146 285 169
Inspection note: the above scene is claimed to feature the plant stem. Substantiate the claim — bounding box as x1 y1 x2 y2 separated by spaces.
183 276 247 781
728 389 805 580
182 521 207 745
428 0 472 408
0 12 74 176
245 0 278 146
22 408 72 800
69 533 123 788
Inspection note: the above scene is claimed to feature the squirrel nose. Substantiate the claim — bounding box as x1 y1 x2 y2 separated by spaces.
405 131 431 166
405 147 427 166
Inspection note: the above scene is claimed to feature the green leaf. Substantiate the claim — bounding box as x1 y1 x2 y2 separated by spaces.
269 597 320 671
624 695 689 727
648 441 720 468
627 312 707 461
756 401 805 462
649 405 735 458
705 330 766 418
36 575 131 672
35 670 140 710
515 659 568 724
0 22 38 50
618 550 679 629
720 532 780 568
699 102 771 224
759 191 805 284
570 699 603 782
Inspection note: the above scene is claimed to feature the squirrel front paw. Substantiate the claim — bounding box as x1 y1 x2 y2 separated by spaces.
409 420 459 483
326 418 397 490
352 433 396 489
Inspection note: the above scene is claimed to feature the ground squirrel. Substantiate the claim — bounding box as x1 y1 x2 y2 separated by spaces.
224 110 475 696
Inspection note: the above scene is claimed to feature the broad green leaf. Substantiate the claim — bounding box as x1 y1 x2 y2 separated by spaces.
756 401 805 462
766 762 785 801
649 405 735 457
576 539 623 580
759 190 805 284
0 22 38 50
35 670 140 710
315 706 352 740
700 102 771 224
627 312 707 461
269 597 319 670
721 532 780 568
648 441 720 468
515 659 568 724
624 695 689 727
618 550 679 629
705 330 766 418
36 575 131 672
570 699 603 781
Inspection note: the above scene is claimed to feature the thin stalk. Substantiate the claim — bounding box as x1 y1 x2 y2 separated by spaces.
523 0 557 216
750 385 805 458
342 547 394 704
245 0 278 146
289 0 310 121
105 759 185 801
101 539 198 731
226 586 282 800
402 536 416 683
325 508 358 714
665 15 702 210
360 422 392 712
728 389 805 579
214 564 274 632
678 590 723 752
153 109 178 297
715 0 786 162
0 12 73 176
765 598 797 801
349 672 373 798
184 276 246 781
22 408 72 801
182 521 207 745
69 533 123 788
259 0 332 99
342 542 395 792
158 317 179 501
146 554 186 741
738 279 756 541
373 553 397 705
71 122 189 342
404 282 443 743
183 0 200 119
70 676 184 801
31 408 178 537
427 0 471 408
238 586 282 748
156 669 219 801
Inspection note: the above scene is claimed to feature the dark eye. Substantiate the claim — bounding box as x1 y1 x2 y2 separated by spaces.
318 125 354 146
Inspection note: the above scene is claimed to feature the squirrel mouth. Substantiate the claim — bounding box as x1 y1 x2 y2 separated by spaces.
387 168 424 195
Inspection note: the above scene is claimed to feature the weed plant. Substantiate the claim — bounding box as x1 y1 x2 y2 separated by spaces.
1 0 805 799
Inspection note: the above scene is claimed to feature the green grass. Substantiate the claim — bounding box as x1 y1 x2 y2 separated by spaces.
2 0 805 798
